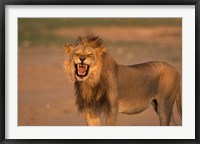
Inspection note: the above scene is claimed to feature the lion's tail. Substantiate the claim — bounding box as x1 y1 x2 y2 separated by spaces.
176 83 182 120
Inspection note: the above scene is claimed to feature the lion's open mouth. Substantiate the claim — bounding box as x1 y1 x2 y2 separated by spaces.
75 63 89 77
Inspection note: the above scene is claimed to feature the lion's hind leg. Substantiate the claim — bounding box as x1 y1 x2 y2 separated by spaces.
153 98 172 126
169 113 177 126
151 99 177 126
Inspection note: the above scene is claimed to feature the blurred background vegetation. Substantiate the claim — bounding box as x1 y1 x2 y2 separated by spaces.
18 18 181 47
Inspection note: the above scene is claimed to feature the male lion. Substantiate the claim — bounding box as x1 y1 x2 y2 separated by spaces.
64 35 182 126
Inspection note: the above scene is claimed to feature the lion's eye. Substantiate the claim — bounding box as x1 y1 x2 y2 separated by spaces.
74 53 79 56
88 54 94 58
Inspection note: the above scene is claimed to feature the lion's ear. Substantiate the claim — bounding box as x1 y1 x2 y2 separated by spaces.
95 46 106 56
64 43 73 56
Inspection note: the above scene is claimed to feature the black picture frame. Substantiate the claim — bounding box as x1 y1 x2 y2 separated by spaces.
0 0 199 143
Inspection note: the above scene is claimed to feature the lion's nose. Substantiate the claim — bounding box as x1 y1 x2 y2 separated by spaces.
79 56 86 62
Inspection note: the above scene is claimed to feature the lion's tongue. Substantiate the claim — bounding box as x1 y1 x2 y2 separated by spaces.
78 66 86 75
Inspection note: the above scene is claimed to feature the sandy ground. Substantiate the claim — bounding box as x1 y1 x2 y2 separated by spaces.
18 26 182 126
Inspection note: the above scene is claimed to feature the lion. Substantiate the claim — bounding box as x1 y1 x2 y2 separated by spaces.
64 35 182 126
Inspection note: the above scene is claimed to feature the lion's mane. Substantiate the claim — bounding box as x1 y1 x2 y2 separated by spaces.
64 35 117 115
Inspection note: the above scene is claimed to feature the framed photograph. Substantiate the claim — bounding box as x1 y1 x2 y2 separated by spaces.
1 0 199 143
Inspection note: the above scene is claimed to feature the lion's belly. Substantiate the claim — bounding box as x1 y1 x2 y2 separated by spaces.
117 65 157 114
118 98 152 114
117 86 155 114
